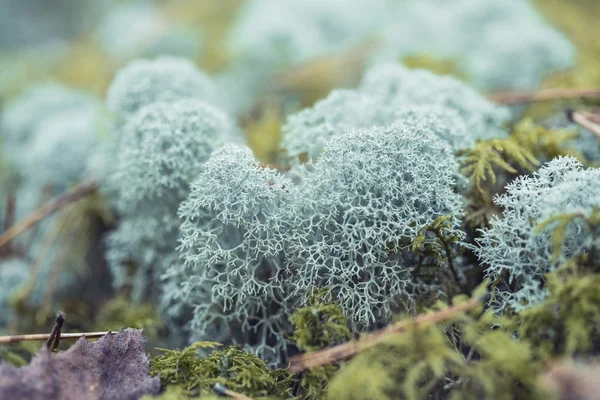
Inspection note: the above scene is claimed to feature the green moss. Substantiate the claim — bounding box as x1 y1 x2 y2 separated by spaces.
96 296 164 343
511 117 585 163
519 208 600 358
288 289 352 400
520 270 600 359
150 341 292 399
411 215 469 298
458 136 539 229
458 137 539 195
328 290 542 400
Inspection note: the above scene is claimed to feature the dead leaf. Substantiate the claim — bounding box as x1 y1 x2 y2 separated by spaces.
0 328 160 400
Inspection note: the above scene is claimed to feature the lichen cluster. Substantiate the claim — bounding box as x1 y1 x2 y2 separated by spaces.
2 1 600 400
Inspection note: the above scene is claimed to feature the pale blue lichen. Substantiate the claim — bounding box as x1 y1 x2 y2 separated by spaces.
168 144 295 364
475 156 600 312
287 122 465 328
281 89 388 162
106 57 218 122
104 99 233 299
376 0 574 90
359 64 510 142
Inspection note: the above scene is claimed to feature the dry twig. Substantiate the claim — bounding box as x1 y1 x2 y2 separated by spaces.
46 312 66 350
568 110 600 139
489 88 600 105
0 181 97 249
0 331 114 344
288 296 482 373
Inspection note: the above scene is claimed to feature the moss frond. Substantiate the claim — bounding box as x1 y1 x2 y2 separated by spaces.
328 289 540 400
412 215 469 296
150 342 292 398
511 117 584 162
520 269 600 358
289 289 352 353
458 138 539 194
289 289 352 399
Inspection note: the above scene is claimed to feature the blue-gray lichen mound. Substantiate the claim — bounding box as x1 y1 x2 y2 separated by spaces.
106 57 218 122
359 64 510 142
287 122 465 328
169 144 294 363
475 156 600 312
107 100 231 216
281 89 389 162
105 100 232 299
1 83 98 169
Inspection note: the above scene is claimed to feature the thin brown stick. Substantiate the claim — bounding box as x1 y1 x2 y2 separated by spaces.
213 383 255 400
569 111 600 139
488 88 600 105
288 296 482 373
0 331 114 344
0 181 97 249
580 111 600 124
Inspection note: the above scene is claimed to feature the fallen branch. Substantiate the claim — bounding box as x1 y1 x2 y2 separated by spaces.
0 181 97 249
288 296 482 373
568 110 600 139
489 88 600 105
0 331 114 344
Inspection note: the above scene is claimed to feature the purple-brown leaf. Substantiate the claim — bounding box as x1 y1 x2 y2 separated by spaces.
0 328 160 400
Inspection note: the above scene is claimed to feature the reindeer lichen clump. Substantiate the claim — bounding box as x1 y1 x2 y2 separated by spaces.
475 156 600 312
105 100 233 300
166 145 295 363
106 57 219 122
287 122 465 328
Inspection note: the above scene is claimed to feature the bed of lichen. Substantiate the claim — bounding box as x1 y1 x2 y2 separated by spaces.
1 1 600 399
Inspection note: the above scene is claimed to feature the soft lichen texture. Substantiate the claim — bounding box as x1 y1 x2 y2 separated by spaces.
475 157 600 312
287 122 464 329
106 57 219 123
3 2 600 399
105 99 232 300
359 64 510 141
281 63 509 164
165 145 294 364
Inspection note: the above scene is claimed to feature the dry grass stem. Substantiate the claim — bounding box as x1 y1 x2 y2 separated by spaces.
288 296 482 373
